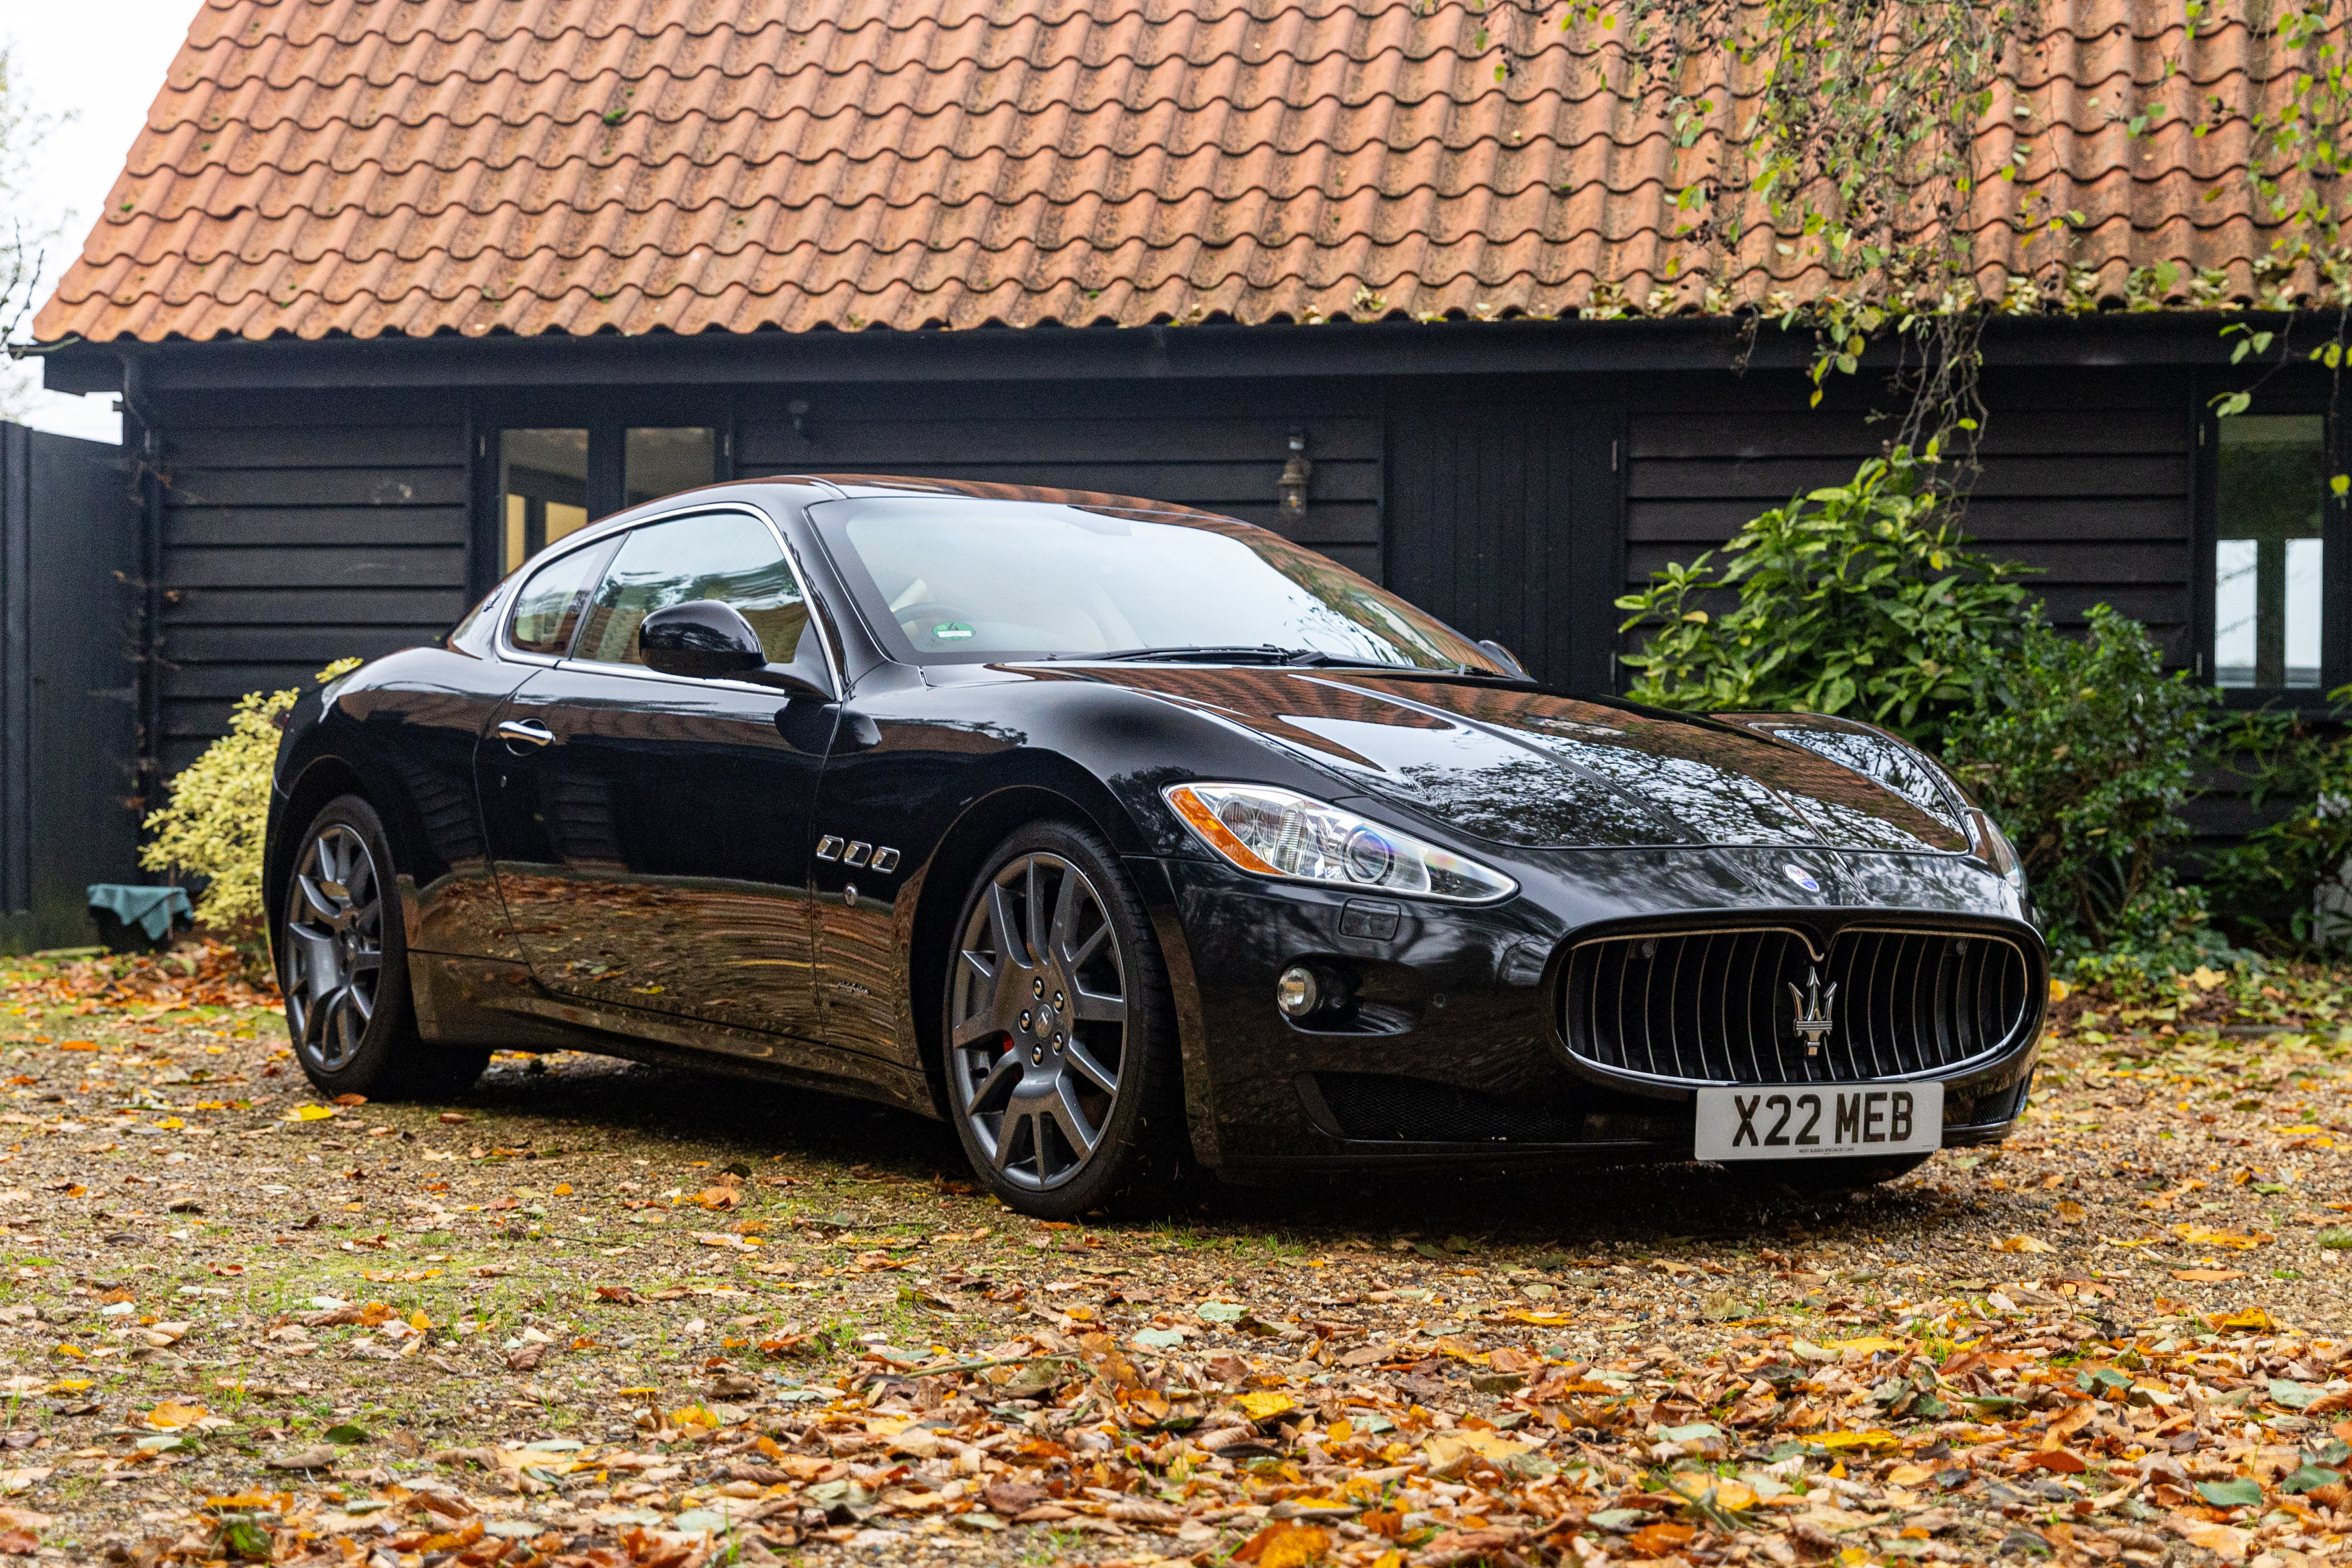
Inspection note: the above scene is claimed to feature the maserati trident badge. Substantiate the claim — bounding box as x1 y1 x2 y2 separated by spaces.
1789 966 1838 1055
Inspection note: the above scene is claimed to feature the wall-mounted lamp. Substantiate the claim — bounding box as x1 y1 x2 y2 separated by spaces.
1278 430 1312 520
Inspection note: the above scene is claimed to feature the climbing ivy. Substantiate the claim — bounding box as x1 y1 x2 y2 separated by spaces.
1471 0 2352 481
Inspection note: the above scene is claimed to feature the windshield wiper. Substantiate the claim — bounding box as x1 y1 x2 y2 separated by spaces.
1274 649 1430 669
1078 645 1297 664
1044 645 1466 672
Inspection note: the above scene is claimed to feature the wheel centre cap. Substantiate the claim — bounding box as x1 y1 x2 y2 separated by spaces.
1032 1000 1059 1037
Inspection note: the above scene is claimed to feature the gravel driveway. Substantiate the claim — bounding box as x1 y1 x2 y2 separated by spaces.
0 947 2343 1568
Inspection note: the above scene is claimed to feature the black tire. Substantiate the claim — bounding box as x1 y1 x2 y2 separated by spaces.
939 820 1186 1219
278 794 488 1102
1733 1151 1934 1196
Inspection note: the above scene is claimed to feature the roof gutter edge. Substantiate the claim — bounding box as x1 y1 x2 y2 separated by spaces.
36 309 2290 396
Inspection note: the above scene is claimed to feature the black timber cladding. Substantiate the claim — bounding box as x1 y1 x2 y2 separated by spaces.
1622 370 2197 662
157 397 472 771
735 390 1382 584
130 359 2219 772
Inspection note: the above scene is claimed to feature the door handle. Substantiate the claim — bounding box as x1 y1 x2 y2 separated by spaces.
496 719 555 751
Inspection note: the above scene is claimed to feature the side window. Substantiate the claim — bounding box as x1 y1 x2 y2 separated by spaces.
573 513 811 669
506 544 606 656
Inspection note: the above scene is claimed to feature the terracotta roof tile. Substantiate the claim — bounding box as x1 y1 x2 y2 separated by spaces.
34 0 2332 343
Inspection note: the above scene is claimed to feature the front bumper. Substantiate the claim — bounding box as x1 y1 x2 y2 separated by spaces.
1141 845 2043 1178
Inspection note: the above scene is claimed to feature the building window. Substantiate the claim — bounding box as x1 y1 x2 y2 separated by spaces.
625 428 716 508
494 426 719 576
501 429 590 575
2214 414 2327 690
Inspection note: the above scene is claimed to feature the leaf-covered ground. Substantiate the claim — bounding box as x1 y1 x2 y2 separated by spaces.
0 947 2345 1568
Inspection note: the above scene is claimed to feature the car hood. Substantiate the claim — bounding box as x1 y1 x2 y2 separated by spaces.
1060 665 1969 853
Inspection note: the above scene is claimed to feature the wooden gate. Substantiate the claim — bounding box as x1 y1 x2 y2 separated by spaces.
0 422 141 950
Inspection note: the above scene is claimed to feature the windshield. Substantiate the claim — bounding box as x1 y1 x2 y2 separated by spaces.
811 498 1506 674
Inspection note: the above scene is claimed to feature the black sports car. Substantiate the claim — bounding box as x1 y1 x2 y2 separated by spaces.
264 477 2044 1217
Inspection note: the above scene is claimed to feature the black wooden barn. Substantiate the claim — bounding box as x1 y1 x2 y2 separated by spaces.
31 318 2328 764
13 0 2342 942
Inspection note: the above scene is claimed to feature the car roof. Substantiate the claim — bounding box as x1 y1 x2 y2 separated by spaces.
757 473 1235 519
537 473 1248 564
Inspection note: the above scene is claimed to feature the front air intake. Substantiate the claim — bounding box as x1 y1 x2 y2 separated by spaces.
1560 925 2035 1087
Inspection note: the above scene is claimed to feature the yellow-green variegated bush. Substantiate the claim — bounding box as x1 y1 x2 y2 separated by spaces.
138 659 361 934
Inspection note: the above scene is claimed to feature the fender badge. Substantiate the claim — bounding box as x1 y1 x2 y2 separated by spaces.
1783 864 1822 894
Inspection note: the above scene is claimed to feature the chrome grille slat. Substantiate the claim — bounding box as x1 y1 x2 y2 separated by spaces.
1872 933 1897 1073
1929 938 1956 1068
1739 934 1767 1083
1562 925 2034 1086
1663 936 1687 1079
1866 933 1894 1077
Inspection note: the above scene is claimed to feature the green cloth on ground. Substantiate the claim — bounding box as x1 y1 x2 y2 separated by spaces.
86 884 193 941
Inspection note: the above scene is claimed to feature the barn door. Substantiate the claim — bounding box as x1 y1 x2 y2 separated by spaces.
1385 405 1620 692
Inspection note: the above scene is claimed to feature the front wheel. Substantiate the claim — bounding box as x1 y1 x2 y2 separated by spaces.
279 794 486 1101
941 821 1184 1219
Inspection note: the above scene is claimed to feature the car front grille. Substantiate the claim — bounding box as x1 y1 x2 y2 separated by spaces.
1560 925 2034 1086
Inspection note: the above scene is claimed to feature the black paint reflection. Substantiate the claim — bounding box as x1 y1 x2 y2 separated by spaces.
477 666 831 1038
1043 666 1967 852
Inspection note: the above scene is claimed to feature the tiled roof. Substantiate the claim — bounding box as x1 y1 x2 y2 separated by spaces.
33 0 2325 343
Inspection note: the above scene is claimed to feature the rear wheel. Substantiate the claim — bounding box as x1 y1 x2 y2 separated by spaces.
942 821 1183 1219
280 794 487 1102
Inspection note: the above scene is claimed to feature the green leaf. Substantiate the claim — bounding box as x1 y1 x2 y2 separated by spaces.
323 1423 371 1444
221 1517 275 1561
1588 1510 1651 1531
2270 1378 2319 1408
2280 1464 2343 1494
2196 1478 2264 1509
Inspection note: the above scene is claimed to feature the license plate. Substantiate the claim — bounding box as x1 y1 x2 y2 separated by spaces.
1694 1083 1942 1162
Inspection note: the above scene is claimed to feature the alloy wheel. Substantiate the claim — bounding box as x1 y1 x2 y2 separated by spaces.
947 852 1129 1191
283 822 385 1074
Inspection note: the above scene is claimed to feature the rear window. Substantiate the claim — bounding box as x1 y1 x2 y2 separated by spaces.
506 541 609 656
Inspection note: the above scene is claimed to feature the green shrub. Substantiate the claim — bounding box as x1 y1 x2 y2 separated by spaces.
139 659 360 934
2205 695 2352 949
1613 445 2034 750
1941 606 2219 959
1616 450 2232 968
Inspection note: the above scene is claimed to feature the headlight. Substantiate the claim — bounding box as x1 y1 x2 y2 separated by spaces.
1163 783 1517 904
1966 808 2026 892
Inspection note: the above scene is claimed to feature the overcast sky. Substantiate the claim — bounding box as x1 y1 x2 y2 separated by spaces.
5 1 195 444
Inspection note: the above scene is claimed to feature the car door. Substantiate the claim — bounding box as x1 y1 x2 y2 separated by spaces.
475 507 837 1040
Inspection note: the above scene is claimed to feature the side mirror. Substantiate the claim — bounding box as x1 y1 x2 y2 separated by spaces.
1477 639 1528 678
640 601 768 680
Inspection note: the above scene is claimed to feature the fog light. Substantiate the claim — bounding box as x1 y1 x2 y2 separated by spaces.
1276 965 1321 1018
